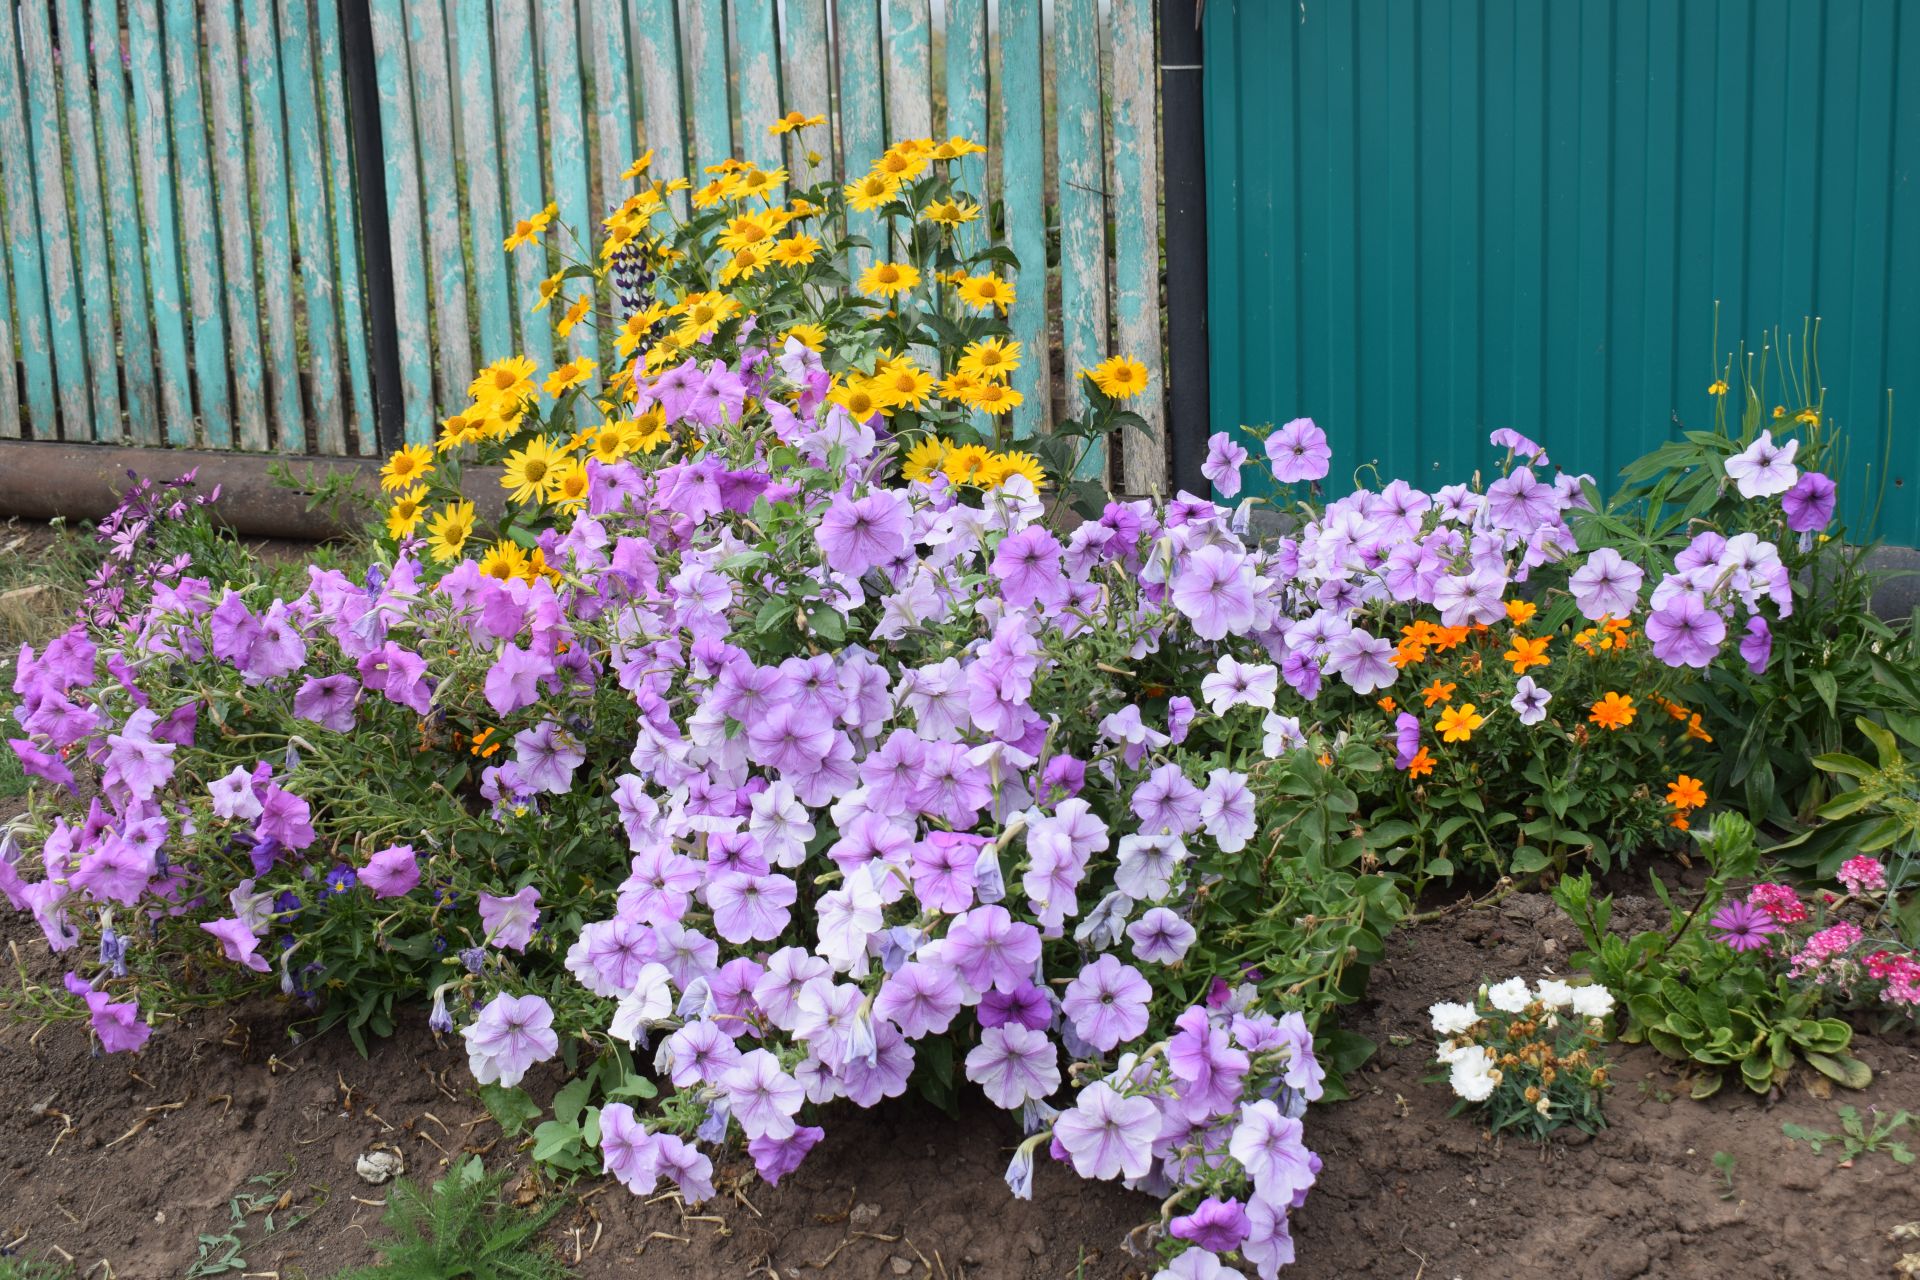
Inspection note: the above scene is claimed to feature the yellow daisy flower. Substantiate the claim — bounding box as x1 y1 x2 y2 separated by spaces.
857 261 921 298
384 486 427 540
542 357 598 396
956 274 1015 313
425 500 477 563
380 443 434 492
959 337 1021 381
1086 355 1150 399
500 436 568 505
902 437 949 483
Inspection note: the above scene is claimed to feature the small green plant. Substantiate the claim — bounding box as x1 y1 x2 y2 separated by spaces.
185 1166 322 1278
1710 1150 1737 1199
1555 811 1871 1096
1782 1105 1915 1165
329 1158 566 1280
1427 976 1615 1141
0 1257 77 1280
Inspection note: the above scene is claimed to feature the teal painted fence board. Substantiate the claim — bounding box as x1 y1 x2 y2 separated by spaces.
405 0 473 403
206 0 270 450
369 0 433 443
164 0 231 445
732 0 783 171
130 0 192 443
0 0 1168 484
55 0 121 441
1205 0 1920 543
279 0 347 456
835 0 886 274
19 1 90 440
998 0 1047 441
312 0 375 453
458 0 514 368
539 1 592 364
495 0 551 367
242 0 306 452
91 0 159 446
776 0 830 190
0 0 56 439
0 233 13 439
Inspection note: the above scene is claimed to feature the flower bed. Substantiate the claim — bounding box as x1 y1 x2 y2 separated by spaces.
6 127 1917 1278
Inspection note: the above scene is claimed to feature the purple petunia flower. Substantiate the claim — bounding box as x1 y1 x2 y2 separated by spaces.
1201 432 1250 498
1265 418 1332 485
964 1024 1061 1110
1053 1081 1159 1180
1725 429 1799 498
1710 899 1780 952
1568 547 1645 622
1646 590 1727 669
1740 615 1773 674
1510 675 1552 725
1781 470 1837 533
478 885 541 951
1170 1197 1253 1254
1392 712 1421 770
461 992 559 1088
362 844 421 899
1061 954 1151 1052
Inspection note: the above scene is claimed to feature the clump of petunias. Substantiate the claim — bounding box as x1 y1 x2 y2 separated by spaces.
1428 978 1614 1141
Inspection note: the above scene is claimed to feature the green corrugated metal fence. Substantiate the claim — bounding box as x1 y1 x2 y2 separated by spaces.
1203 0 1920 544
0 0 1172 491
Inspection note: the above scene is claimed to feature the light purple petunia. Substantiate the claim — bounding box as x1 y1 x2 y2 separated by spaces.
817 490 911 577
63 972 150 1053
942 904 1042 995
598 1102 660 1194
1645 590 1727 669
1509 675 1552 726
361 844 420 898
1171 545 1257 641
964 1024 1061 1109
1199 769 1257 853
1325 628 1398 695
1127 906 1198 965
1265 418 1332 485
1567 547 1645 621
485 643 554 717
1053 1081 1160 1180
479 885 542 951
1170 1197 1253 1254
748 1124 825 1186
707 871 797 944
208 766 263 821
292 673 358 733
991 526 1068 609
1724 429 1799 498
874 960 964 1038
1201 432 1250 498
721 1048 805 1140
1229 1099 1318 1205
200 916 271 973
1062 954 1152 1052
1131 763 1205 836
462 993 559 1088
1740 614 1773 674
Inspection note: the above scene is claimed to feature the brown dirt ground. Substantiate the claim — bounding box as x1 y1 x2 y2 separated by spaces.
3 861 1917 1280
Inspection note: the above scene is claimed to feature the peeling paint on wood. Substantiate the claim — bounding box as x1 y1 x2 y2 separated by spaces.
998 0 1048 441
943 0 988 254
882 0 929 143
777 0 831 189
835 0 886 276
1053 0 1108 480
458 0 514 367
19 0 91 441
312 0 375 452
495 0 552 368
243 0 306 451
91 0 159 445
1110 0 1165 494
733 0 784 172
206 0 270 450
55 0 121 441
630 0 688 211
684 0 730 172
406 0 474 404
369 0 433 444
279 0 347 455
539 1 593 364
163 0 230 446
0 0 57 438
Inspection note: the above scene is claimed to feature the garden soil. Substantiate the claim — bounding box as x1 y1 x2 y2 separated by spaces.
4 841 1917 1280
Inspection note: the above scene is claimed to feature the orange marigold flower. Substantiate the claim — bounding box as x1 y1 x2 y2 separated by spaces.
1685 713 1714 744
1405 746 1435 778
1420 680 1456 708
1433 625 1472 651
1390 639 1428 669
1504 634 1551 674
1377 696 1398 714
1671 813 1691 831
1505 599 1538 625
1436 703 1485 743
1589 692 1636 730
1666 774 1707 810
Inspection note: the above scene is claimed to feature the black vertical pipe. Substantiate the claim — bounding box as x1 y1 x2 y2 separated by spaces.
339 0 405 455
1161 0 1210 495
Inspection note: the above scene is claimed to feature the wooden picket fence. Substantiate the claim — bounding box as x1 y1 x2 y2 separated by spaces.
0 0 1168 491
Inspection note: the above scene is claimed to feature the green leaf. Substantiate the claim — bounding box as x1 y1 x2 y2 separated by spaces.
1804 1052 1872 1090
550 1076 592 1128
1509 847 1551 875
531 1120 584 1163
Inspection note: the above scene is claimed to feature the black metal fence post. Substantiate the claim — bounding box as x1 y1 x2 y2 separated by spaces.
339 0 405 455
1161 0 1210 495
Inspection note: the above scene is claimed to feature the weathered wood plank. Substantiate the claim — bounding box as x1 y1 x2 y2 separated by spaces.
457 0 514 367
205 0 270 450
18 1 91 441
775 0 830 189
684 0 729 174
0 219 15 438
54 0 121 441
163 0 229 446
312 0 374 451
589 0 636 216
90 0 159 445
242 0 306 451
0 0 57 438
732 0 782 171
630 0 688 207
998 0 1048 440
1110 0 1165 493
494 0 551 364
943 0 988 249
882 0 930 143
278 0 347 455
539 0 593 363
1054 0 1108 479
368 0 434 443
405 0 474 406
836 0 887 272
